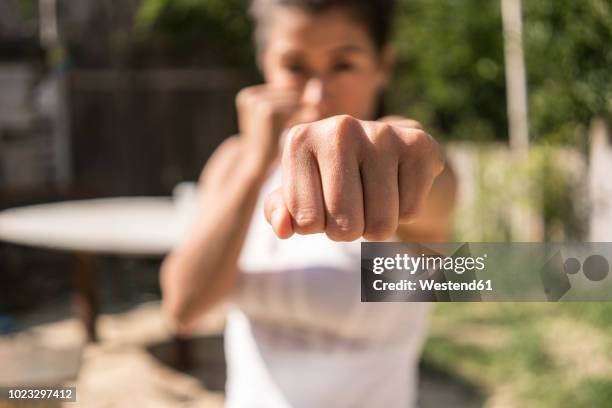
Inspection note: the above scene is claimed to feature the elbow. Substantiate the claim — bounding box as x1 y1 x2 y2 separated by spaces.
164 300 196 335
160 251 238 334
162 292 195 333
160 255 197 333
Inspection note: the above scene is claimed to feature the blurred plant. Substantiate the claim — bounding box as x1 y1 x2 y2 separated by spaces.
129 0 611 143
451 144 588 241
390 0 507 143
526 146 589 241
133 0 254 66
426 302 612 407
523 0 612 147
17 0 37 21
390 0 611 147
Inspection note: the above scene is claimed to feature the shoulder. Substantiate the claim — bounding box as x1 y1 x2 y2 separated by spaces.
198 136 243 187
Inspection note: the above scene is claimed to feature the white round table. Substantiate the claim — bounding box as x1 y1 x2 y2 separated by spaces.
0 197 184 256
0 197 192 342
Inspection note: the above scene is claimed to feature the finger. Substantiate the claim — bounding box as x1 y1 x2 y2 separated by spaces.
395 126 443 224
282 127 326 234
263 89 300 104
318 118 365 241
261 94 302 129
361 152 399 241
261 88 301 111
264 85 300 97
398 157 434 224
256 93 301 119
264 188 294 239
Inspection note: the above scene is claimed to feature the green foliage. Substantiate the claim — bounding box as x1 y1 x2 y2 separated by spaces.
133 0 611 144
426 303 612 407
451 144 588 242
523 0 612 146
134 0 254 66
390 0 612 145
390 0 507 142
17 0 37 20
526 146 588 241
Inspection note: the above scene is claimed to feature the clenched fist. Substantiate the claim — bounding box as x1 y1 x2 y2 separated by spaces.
264 114 445 241
236 84 318 169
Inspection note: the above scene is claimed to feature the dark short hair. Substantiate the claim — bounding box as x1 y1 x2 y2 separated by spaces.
249 0 397 53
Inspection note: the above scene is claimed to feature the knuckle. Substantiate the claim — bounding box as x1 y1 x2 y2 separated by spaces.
329 115 360 150
409 120 424 130
379 122 394 135
409 129 444 175
235 87 252 108
400 129 437 162
256 100 276 118
397 119 424 130
331 114 358 133
371 123 396 146
326 213 362 242
293 208 322 233
333 114 357 126
411 129 434 153
286 124 311 153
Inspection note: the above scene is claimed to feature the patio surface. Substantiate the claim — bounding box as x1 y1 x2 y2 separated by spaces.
0 302 482 408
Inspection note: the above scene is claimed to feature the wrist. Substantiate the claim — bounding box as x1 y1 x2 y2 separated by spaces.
237 148 278 184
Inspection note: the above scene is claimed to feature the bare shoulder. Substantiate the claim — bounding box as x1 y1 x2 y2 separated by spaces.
198 136 243 187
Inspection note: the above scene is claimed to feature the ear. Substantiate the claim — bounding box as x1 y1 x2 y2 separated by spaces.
378 43 396 89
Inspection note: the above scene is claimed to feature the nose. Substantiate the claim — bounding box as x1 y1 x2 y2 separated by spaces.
301 77 327 114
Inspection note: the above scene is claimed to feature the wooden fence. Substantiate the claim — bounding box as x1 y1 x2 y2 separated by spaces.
589 119 612 241
68 68 254 197
446 118 610 242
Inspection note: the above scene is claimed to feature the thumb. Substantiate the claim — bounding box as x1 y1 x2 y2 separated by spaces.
264 187 294 239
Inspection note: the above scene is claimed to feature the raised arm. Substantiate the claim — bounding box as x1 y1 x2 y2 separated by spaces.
160 84 303 333
160 137 267 334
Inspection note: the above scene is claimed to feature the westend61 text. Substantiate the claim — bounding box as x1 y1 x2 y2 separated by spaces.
373 279 493 291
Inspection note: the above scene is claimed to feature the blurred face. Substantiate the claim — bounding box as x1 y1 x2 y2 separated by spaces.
259 6 395 123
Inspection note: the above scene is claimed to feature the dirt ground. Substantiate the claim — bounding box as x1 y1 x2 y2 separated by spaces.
1 302 226 408
1 301 482 408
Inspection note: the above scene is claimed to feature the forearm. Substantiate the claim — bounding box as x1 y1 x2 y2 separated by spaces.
161 147 270 331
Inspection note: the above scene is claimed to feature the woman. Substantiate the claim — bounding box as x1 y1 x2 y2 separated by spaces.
161 0 457 406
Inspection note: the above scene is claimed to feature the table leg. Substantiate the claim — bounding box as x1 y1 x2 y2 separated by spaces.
72 253 98 342
172 335 194 370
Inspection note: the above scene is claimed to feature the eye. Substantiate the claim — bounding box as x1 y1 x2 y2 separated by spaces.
332 61 355 72
284 63 307 75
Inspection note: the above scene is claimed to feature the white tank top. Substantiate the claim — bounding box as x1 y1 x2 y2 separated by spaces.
225 165 431 408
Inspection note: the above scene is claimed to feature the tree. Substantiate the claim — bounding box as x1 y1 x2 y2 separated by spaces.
132 0 612 146
390 0 611 146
